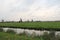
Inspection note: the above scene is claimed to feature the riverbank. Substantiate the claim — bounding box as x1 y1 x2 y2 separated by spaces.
2 28 60 36
0 28 60 40
0 32 42 40
0 22 60 31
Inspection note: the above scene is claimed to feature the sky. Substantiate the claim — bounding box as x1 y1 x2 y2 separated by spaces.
0 0 60 21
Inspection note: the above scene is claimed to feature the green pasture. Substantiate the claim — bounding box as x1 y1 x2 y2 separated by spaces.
0 22 60 29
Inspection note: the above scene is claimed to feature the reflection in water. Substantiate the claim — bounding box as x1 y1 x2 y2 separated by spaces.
2 28 60 36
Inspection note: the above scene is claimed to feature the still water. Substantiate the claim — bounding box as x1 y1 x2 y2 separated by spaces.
2 28 60 36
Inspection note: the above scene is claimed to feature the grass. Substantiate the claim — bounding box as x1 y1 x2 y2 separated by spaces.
0 30 60 40
0 22 60 40
0 32 42 40
0 22 60 29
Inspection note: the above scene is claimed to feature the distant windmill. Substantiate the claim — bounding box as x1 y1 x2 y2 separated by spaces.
1 19 4 22
19 18 22 23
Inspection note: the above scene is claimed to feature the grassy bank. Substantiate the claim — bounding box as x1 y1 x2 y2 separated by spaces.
0 31 60 40
0 22 60 29
0 28 60 40
0 32 42 40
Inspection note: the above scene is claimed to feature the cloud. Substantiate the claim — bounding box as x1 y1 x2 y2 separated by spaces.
0 0 60 21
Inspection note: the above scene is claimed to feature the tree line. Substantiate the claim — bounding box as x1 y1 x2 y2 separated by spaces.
1 18 60 23
0 18 35 23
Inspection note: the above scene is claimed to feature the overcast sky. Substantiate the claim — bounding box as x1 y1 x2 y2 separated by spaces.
0 0 60 21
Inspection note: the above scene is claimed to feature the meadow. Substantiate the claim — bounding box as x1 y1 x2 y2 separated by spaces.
0 22 60 30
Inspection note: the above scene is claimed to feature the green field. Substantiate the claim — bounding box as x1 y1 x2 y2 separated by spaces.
0 32 42 40
0 22 60 29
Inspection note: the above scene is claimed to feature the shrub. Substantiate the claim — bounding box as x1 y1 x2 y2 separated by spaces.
42 32 50 40
55 33 60 40
0 28 3 32
49 31 55 37
6 29 16 34
42 31 56 40
31 32 36 37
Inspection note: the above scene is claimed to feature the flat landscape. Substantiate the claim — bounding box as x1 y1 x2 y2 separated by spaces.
0 22 60 29
0 0 60 40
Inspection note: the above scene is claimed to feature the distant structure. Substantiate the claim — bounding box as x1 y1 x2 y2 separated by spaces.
27 20 30 22
1 19 4 22
31 19 33 22
19 18 22 23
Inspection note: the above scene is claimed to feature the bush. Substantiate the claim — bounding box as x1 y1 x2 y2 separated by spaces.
31 32 36 37
42 31 56 40
42 32 50 40
6 29 16 34
0 28 3 32
55 33 60 40
49 31 55 37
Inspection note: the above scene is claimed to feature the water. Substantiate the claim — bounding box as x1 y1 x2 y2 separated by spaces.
2 28 60 36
